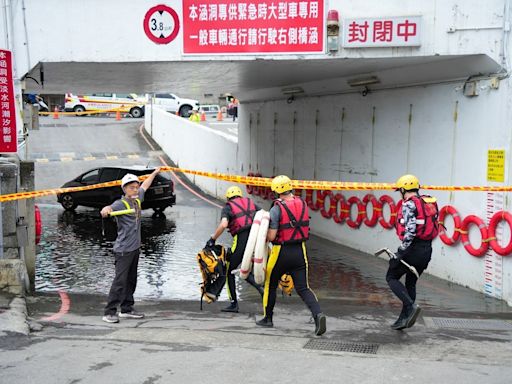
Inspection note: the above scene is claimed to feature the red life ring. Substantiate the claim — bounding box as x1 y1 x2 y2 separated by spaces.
306 189 323 211
488 211 512 256
346 196 365 229
438 205 461 246
332 193 348 224
378 195 397 230
320 190 335 219
362 194 382 227
35 204 42 245
246 172 254 194
460 215 489 257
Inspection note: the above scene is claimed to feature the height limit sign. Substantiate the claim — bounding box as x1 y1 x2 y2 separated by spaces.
143 4 180 44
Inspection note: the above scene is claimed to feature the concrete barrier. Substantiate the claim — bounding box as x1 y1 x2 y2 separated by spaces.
144 105 239 200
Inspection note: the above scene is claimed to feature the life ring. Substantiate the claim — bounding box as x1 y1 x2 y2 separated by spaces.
320 190 335 219
253 211 270 284
306 189 323 211
240 209 264 279
252 172 263 196
488 211 512 256
438 205 462 246
378 195 397 229
460 215 489 257
35 204 42 244
246 172 254 194
362 194 382 227
346 196 365 229
332 193 348 224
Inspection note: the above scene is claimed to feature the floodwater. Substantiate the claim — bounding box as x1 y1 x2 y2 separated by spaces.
36 202 512 314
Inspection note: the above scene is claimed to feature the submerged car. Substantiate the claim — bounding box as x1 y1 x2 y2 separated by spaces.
57 166 176 213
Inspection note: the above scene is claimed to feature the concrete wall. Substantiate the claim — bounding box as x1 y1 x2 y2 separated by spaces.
239 77 512 306
1 0 507 77
144 106 238 199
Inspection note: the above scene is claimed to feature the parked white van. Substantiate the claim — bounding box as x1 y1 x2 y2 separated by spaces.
149 93 200 117
64 93 145 118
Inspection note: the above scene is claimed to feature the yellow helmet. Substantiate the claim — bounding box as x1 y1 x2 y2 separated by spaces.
395 174 420 191
225 186 243 199
271 175 293 194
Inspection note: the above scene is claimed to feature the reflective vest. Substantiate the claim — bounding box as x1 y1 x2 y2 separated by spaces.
121 198 141 218
227 197 257 235
395 195 439 241
273 197 310 245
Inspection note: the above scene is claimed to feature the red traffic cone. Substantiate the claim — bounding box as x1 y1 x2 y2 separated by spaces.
115 109 122 121
200 111 206 121
52 106 59 119
217 110 223 121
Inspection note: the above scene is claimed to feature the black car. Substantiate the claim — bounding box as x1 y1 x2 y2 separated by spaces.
57 166 176 213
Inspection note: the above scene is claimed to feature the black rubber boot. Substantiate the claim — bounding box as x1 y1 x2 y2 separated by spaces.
221 301 239 313
390 307 407 329
391 317 408 330
256 315 273 328
314 313 327 336
405 303 422 329
257 285 265 297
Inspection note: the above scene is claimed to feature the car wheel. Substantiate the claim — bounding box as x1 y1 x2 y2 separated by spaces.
73 105 86 116
130 107 144 118
61 194 77 211
179 105 192 117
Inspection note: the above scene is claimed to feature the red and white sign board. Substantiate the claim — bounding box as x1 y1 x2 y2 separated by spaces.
143 4 180 44
182 0 324 54
0 49 17 153
342 16 421 48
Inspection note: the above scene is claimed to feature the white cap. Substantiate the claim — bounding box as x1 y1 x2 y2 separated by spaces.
121 173 140 188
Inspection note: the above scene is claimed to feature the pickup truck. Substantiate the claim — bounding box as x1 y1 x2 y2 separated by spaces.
149 93 200 117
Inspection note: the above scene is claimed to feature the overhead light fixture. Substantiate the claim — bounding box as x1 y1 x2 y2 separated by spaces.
347 76 380 87
282 86 305 95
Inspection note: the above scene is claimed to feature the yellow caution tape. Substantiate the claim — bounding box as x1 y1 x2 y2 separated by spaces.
39 107 134 116
2 166 512 203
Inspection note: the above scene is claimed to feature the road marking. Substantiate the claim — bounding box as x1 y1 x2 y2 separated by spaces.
83 156 96 161
60 157 73 162
127 154 140 159
36 158 49 163
106 155 118 160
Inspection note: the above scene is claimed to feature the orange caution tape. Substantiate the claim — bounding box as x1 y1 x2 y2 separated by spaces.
2 166 512 203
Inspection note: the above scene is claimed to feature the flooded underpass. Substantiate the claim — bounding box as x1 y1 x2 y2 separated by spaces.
28 116 511 319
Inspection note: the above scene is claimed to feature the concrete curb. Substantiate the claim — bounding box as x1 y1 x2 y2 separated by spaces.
0 296 30 336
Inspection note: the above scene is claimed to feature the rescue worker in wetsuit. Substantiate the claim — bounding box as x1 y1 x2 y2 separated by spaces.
256 175 326 336
206 186 264 312
387 174 437 330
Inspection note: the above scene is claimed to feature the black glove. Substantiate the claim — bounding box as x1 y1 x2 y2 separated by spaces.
205 237 216 249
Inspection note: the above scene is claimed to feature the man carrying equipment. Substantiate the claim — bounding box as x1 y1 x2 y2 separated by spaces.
206 186 264 313
256 175 326 336
387 174 438 330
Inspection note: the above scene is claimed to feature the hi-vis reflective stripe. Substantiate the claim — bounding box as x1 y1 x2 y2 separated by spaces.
3 166 512 203
399 218 426 224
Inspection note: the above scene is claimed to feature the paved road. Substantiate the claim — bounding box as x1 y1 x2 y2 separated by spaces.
1 115 511 383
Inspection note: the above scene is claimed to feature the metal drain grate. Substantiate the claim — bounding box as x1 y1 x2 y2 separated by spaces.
428 317 512 331
303 339 379 354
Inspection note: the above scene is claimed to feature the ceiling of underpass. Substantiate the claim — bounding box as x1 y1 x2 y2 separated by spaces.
24 54 502 101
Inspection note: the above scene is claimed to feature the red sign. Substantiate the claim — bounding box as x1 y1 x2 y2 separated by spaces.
143 4 180 44
183 0 324 54
0 49 16 153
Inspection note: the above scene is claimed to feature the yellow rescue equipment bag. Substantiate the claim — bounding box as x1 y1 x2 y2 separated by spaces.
278 274 294 296
197 245 227 309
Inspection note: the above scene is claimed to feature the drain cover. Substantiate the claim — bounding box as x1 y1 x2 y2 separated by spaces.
427 317 512 331
303 339 379 354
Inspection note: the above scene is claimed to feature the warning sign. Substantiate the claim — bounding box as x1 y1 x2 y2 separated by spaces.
0 49 17 153
487 149 505 182
143 4 180 44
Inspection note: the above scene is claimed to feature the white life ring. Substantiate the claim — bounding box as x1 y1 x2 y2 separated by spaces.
253 211 270 284
239 209 263 279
